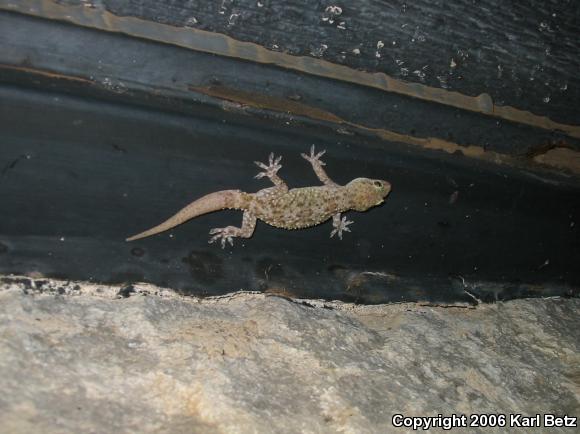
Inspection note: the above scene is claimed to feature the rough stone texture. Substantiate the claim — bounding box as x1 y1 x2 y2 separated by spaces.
0 277 578 433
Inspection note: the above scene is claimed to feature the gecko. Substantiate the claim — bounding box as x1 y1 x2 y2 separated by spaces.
126 145 391 248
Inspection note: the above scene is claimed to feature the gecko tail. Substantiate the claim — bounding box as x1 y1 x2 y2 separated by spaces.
126 190 245 242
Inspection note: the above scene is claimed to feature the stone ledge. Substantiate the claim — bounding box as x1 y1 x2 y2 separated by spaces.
0 277 578 433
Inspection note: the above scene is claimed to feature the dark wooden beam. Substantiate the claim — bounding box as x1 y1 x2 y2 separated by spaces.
0 8 578 304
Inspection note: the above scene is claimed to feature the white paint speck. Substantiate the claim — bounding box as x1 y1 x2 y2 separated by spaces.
322 5 342 24
375 41 384 58
436 75 448 88
185 16 198 26
538 21 552 32
325 5 342 16
228 13 239 25
310 44 328 57
352 48 360 55
450 58 457 68
413 70 425 79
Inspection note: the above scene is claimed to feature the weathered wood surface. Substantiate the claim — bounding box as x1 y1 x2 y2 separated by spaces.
0 11 578 172
5 0 577 126
0 4 579 303
0 84 578 303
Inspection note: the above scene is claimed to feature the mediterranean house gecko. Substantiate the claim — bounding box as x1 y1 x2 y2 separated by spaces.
126 146 391 248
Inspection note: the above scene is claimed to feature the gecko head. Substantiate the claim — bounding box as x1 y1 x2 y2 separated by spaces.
346 178 392 211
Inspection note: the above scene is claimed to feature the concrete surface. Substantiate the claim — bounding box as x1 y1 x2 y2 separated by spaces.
0 276 578 433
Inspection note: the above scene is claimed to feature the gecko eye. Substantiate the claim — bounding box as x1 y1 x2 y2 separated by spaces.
373 181 382 188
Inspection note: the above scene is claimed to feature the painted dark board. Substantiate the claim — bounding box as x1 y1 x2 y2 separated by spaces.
0 85 578 304
0 12 578 168
38 0 580 125
0 7 578 304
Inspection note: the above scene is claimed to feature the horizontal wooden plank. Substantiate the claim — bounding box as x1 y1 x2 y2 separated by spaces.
1 1 579 132
1 11 578 175
0 85 578 303
0 9 578 304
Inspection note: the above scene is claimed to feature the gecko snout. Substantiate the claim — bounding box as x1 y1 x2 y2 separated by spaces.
374 180 391 205
373 179 391 194
347 178 392 210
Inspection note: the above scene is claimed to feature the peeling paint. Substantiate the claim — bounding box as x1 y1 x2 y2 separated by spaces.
191 85 580 176
191 85 344 124
2 0 579 139
533 147 580 173
0 63 94 84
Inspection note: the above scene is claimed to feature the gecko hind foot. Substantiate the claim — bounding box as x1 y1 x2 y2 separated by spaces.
254 153 282 180
301 145 326 166
209 226 238 248
330 216 353 240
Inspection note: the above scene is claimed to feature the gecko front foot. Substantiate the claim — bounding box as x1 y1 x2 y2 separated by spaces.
301 145 326 166
254 153 282 180
330 215 353 240
209 226 238 248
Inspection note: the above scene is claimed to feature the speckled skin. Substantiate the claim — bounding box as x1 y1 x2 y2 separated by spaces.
126 146 391 248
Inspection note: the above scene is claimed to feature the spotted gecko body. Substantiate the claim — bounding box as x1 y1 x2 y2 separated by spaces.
126 146 391 247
